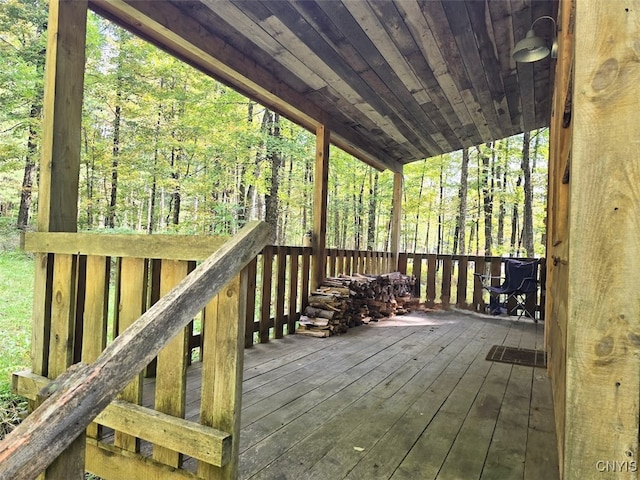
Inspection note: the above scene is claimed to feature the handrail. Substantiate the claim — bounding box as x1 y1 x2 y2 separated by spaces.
0 221 273 480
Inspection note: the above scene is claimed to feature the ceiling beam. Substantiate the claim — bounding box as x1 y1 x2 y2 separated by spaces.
88 0 401 172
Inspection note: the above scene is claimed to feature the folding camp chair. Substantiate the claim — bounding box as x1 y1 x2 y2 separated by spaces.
475 259 540 322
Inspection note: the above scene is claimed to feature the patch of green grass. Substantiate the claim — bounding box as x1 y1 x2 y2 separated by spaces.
0 220 33 396
0 216 33 440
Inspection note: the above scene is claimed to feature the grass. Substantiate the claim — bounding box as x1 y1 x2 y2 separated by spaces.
0 250 34 396
0 217 34 440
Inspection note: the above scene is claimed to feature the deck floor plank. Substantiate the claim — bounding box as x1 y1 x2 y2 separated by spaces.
103 311 558 480
249 319 495 480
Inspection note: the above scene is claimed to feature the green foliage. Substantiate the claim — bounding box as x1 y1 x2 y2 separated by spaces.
0 7 548 256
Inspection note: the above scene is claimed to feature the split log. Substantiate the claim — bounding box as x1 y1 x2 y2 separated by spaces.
299 272 416 337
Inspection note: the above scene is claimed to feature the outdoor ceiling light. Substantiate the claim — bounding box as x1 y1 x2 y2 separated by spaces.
512 15 558 63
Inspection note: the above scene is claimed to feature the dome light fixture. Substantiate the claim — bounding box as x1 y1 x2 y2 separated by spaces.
512 15 558 63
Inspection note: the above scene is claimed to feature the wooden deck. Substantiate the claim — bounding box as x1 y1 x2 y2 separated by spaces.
119 310 558 479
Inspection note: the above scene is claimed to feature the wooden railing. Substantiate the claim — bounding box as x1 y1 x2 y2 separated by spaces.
242 249 545 350
243 247 396 347
2 222 272 480
398 253 546 320
1 232 544 479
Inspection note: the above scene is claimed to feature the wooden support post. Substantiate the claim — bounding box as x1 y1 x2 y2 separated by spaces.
31 1 88 474
81 256 109 440
31 0 88 381
563 2 640 477
274 246 287 339
545 0 574 469
391 170 403 271
311 124 329 292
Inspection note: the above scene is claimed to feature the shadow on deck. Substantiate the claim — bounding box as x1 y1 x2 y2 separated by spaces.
112 310 558 479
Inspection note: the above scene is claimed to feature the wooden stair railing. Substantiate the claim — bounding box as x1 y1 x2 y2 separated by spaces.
0 221 273 480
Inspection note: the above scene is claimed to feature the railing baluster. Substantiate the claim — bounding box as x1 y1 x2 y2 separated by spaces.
441 256 452 309
153 259 190 467
244 256 258 348
288 247 300 335
427 255 437 307
275 246 287 339
81 255 110 440
114 257 146 453
260 246 274 343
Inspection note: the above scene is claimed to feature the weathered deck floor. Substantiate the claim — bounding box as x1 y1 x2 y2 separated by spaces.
117 310 559 479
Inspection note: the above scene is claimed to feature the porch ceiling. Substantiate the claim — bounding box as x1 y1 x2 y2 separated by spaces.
89 0 557 172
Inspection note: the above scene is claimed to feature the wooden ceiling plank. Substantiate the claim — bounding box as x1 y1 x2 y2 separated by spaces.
341 0 452 153
510 0 536 131
286 0 445 157
465 1 513 137
419 1 492 143
486 0 522 132
397 0 479 147
440 0 503 142
364 0 462 151
233 0 429 152
531 0 557 130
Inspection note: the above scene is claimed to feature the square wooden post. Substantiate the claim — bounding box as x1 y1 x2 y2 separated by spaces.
390 169 403 271
311 124 329 292
563 1 640 477
32 1 88 478
199 270 248 479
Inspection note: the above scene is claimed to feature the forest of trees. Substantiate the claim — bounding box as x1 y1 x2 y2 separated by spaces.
0 0 548 258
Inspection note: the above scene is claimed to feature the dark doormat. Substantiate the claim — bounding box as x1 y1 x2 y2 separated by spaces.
486 345 547 368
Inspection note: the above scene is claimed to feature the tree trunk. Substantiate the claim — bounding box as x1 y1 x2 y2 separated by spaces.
147 105 161 234
17 99 42 230
497 138 509 248
281 154 294 244
82 127 94 228
511 174 522 255
108 100 121 229
479 144 493 256
437 157 444 255
453 148 469 255
264 111 282 240
354 174 365 250
167 145 181 226
332 180 341 248
522 131 534 257
412 160 426 253
302 151 312 235
367 168 379 250
16 20 46 231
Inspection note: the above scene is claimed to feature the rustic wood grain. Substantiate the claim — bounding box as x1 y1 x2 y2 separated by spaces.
0 221 272 480
564 1 640 477
112 257 146 453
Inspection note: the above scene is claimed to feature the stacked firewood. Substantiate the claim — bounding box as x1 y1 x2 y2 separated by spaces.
296 272 416 337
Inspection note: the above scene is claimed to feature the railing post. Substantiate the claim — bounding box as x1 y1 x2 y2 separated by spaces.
441 256 452 309
259 246 274 343
426 255 437 307
456 256 468 309
198 269 248 479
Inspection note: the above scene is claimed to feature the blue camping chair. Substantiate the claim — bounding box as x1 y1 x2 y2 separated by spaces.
475 259 540 322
